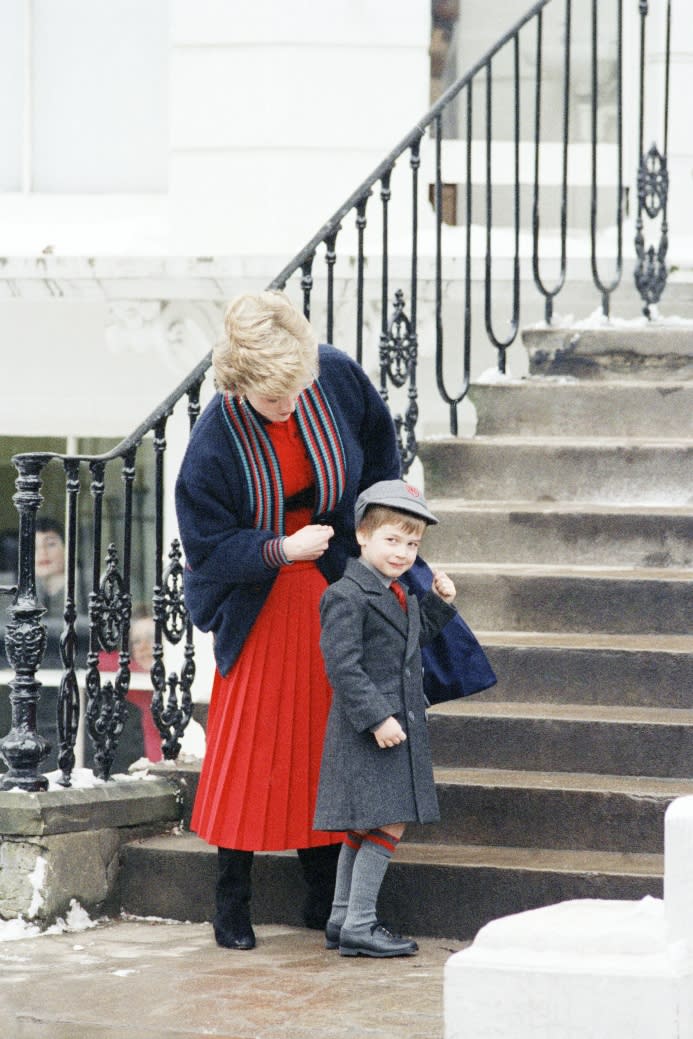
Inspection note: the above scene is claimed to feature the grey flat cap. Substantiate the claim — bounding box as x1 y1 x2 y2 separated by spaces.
354 480 439 527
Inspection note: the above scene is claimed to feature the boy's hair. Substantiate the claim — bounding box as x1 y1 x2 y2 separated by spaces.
357 504 427 538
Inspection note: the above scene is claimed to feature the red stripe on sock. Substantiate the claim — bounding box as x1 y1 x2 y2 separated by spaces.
345 832 364 851
366 829 400 855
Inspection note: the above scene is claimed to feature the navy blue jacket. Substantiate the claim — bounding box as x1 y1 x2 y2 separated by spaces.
175 345 401 675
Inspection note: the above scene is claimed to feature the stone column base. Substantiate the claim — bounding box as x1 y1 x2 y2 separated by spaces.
0 778 180 924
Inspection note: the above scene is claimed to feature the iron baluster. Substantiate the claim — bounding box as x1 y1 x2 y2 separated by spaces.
484 35 521 369
433 112 460 436
325 230 340 344
55 458 81 786
378 168 393 405
110 448 137 770
151 540 194 759
383 290 419 475
462 82 473 416
532 1 571 325
187 380 202 434
634 0 671 317
0 456 51 791
300 255 315 322
355 194 370 367
85 462 129 781
150 416 168 757
590 0 624 318
149 415 194 760
400 136 422 475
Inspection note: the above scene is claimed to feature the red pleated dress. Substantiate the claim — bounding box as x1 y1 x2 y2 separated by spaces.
191 414 344 852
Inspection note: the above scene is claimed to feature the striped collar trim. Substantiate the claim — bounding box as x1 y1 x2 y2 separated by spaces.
220 380 346 531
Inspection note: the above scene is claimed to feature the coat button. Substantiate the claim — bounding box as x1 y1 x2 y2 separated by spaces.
408 710 415 722
404 667 411 678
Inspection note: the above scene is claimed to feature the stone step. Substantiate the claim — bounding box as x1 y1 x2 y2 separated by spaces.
424 501 693 568
521 325 693 382
469 381 693 438
426 701 693 778
119 832 662 941
409 767 693 854
479 632 693 709
418 436 693 505
443 564 692 635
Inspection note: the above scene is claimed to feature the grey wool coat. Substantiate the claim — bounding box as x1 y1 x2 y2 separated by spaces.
313 558 457 832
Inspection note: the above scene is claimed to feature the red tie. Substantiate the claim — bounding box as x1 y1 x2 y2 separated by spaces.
390 580 408 613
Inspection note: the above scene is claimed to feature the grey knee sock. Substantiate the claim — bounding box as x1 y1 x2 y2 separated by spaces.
342 829 400 933
327 832 363 928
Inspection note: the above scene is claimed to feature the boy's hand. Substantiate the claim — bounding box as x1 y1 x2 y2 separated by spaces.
373 716 407 748
432 569 456 603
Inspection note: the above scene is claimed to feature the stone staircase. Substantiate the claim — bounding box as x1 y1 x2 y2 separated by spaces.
119 334 693 941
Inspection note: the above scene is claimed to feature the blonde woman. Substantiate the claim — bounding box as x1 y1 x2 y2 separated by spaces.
175 291 400 949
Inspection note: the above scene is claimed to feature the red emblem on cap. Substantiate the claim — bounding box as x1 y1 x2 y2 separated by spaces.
405 484 421 497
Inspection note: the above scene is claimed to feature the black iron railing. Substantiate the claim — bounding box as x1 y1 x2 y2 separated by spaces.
0 0 674 790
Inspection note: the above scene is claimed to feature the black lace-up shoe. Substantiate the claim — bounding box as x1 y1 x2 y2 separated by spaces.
339 923 418 958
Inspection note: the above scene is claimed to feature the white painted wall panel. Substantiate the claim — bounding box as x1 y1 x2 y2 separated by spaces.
171 0 429 47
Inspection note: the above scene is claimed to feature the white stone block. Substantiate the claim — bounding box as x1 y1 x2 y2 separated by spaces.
445 897 693 1039
665 795 693 949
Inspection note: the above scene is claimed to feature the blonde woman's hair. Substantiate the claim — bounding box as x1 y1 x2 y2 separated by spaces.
213 291 319 396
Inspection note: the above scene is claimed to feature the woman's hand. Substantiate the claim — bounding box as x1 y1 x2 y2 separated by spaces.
432 569 456 603
283 524 334 561
373 715 407 748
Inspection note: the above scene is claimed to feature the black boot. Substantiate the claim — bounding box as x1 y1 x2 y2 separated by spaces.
214 847 256 950
297 844 340 930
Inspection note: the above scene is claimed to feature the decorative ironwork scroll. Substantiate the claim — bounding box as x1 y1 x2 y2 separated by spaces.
634 0 671 316
151 539 194 760
634 146 669 316
380 290 419 475
86 541 131 780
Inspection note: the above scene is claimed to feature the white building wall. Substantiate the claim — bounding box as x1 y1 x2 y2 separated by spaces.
169 0 430 256
1 0 433 440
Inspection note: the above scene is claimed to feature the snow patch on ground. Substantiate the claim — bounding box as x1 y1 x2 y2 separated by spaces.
0 899 99 943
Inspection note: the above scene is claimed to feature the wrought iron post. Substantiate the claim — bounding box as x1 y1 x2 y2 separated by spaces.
151 415 194 759
0 457 51 791
55 458 81 785
84 461 129 780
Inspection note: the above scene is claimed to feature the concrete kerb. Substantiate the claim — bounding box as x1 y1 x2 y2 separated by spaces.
0 774 182 925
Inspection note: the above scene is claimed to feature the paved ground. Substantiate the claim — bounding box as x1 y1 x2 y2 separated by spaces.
0 918 468 1039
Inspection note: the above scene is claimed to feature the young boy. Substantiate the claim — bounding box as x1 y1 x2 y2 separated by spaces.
313 479 457 957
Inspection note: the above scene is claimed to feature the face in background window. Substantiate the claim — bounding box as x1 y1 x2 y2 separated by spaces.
130 615 155 672
35 530 65 589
